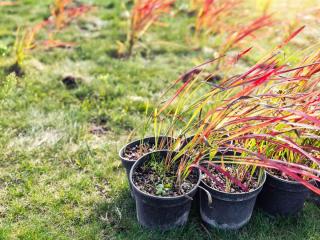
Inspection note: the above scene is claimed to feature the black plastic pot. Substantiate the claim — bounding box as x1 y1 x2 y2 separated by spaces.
119 136 175 195
309 181 320 207
200 170 266 230
257 172 311 216
130 150 201 230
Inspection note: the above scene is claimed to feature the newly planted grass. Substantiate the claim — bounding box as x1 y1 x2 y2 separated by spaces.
0 0 319 239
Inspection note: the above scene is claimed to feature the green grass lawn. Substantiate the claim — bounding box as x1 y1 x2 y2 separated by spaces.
0 0 319 239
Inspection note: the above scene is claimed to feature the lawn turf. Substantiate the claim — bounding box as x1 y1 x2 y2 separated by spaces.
0 0 319 239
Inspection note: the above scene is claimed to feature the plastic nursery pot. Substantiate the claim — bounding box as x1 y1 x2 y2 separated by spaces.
200 169 266 230
130 150 201 230
119 136 175 195
309 181 320 207
257 172 314 216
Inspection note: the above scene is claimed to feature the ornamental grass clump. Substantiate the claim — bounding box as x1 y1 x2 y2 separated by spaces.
195 0 240 38
6 0 91 76
123 0 175 56
124 26 320 198
241 49 320 186
50 0 92 30
51 0 72 29
157 44 320 195
10 24 46 76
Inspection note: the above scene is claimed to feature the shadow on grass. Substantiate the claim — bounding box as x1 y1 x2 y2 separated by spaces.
94 187 320 240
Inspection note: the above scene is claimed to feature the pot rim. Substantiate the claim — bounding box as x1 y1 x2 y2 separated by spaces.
118 135 175 162
266 171 313 185
129 150 201 200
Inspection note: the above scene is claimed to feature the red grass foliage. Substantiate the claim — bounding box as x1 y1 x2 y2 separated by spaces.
127 0 175 55
195 0 240 35
51 0 91 29
130 0 175 36
158 31 320 193
51 0 72 29
233 15 273 43
0 1 17 6
41 39 76 49
12 0 92 67
220 14 274 54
